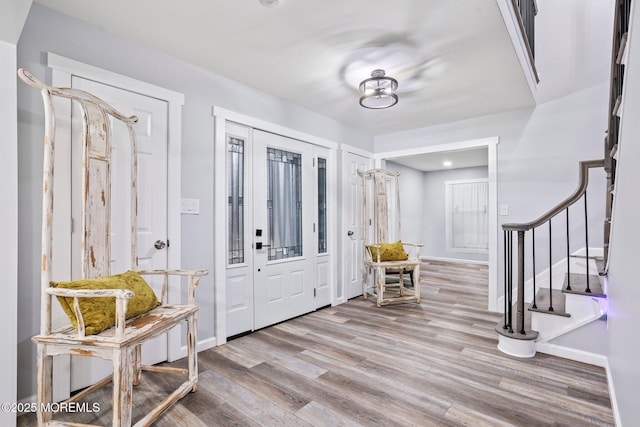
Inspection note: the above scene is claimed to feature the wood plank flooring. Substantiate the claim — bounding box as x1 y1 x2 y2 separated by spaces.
18 260 614 426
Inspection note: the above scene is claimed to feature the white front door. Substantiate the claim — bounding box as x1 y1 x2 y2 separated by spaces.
343 151 372 299
314 145 332 308
69 77 169 390
252 130 315 329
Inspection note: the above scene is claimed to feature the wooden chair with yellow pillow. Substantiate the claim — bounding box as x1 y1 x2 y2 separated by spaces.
359 168 424 307
19 69 208 426
363 240 423 307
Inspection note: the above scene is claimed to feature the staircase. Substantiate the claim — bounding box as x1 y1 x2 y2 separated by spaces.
496 0 632 359
495 160 606 358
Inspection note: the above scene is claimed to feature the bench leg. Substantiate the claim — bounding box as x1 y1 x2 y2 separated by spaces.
36 344 53 426
187 314 198 392
413 263 421 303
376 266 384 307
112 346 135 427
133 344 142 386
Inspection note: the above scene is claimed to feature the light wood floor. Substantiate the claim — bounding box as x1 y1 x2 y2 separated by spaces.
19 260 614 426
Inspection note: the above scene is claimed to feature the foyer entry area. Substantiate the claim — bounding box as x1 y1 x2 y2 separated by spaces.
19 260 614 426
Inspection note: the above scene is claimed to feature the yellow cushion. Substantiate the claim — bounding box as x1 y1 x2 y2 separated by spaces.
51 270 161 335
369 241 409 261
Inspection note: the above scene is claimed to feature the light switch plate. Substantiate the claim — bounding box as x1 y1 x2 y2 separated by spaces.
181 198 200 215
500 204 509 216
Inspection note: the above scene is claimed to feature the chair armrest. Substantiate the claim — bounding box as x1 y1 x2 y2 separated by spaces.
364 244 381 263
401 242 423 260
44 288 135 339
136 269 209 305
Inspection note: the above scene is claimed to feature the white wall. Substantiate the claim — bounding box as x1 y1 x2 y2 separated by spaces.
376 83 608 279
385 161 489 262
1 3 32 423
0 40 19 427
16 3 372 401
384 162 424 245
422 166 489 262
606 1 640 424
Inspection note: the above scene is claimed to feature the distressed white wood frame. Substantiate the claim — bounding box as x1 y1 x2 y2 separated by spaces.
20 68 207 426
374 136 500 312
212 106 339 344
46 53 188 360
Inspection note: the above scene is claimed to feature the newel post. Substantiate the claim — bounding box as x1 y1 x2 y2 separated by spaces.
516 230 526 335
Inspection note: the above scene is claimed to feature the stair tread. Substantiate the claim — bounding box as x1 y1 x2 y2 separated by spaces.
563 273 606 297
528 289 571 317
495 322 539 340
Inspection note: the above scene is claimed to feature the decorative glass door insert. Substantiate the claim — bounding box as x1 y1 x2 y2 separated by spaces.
267 147 303 260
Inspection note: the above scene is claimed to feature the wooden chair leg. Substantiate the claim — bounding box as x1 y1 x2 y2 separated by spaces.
413 264 421 303
376 266 384 307
187 315 198 392
133 344 142 386
36 345 53 426
112 346 135 427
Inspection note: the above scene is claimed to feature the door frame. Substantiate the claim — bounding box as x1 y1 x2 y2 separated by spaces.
47 54 185 397
213 106 338 344
374 136 500 312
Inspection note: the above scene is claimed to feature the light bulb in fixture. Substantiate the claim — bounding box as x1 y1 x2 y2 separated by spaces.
358 69 398 109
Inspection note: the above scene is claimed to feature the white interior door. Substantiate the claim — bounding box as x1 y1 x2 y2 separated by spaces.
343 151 371 299
69 77 169 390
253 130 315 329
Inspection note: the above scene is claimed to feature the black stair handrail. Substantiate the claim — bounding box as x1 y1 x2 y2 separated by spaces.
503 159 604 232
499 159 604 337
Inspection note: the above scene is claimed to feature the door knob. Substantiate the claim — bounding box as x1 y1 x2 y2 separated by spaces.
154 240 167 250
347 230 354 236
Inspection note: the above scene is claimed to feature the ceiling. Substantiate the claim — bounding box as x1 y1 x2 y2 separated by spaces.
35 0 535 136
387 147 488 172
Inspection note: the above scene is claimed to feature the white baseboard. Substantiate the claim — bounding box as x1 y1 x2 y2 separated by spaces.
535 342 607 367
421 256 489 266
175 336 216 359
604 358 622 427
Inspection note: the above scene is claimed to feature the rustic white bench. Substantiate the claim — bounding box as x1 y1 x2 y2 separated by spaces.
19 68 208 426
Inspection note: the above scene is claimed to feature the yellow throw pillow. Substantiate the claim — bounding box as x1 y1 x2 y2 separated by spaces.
51 270 161 335
370 241 409 261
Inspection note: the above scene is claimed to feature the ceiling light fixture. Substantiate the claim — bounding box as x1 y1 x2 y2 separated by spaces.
259 0 280 7
359 69 398 109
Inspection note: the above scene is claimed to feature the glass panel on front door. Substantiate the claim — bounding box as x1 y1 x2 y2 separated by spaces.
317 157 327 253
267 147 303 260
228 135 245 265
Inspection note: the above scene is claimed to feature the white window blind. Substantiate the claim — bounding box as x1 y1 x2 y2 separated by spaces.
445 179 488 253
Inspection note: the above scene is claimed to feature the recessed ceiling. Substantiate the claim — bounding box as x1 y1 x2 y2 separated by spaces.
35 0 535 135
387 147 488 172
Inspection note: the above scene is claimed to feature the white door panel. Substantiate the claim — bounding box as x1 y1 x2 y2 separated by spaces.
343 152 372 299
225 123 254 337
70 77 169 390
253 130 315 330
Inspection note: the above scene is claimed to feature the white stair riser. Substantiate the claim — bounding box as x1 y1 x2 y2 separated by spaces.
532 296 602 342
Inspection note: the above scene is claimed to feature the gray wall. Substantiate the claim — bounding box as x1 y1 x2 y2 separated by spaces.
376 84 608 290
383 162 424 246
606 1 640 424
16 3 372 400
421 166 488 262
385 161 489 262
